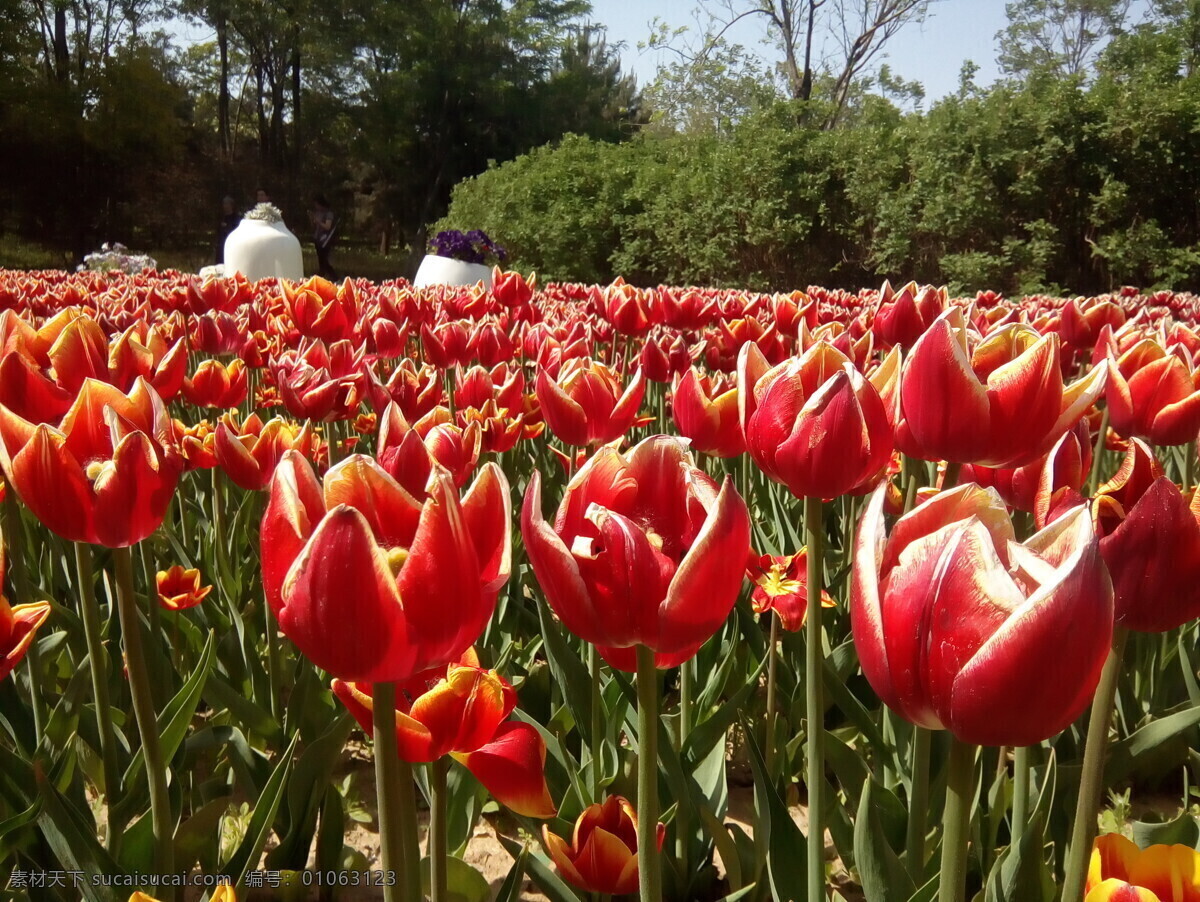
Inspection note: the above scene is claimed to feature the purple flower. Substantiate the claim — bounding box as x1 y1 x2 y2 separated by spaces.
429 229 507 266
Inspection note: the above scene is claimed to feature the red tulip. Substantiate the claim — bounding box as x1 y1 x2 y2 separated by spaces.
739 340 893 499
0 378 182 547
490 268 535 308
377 404 481 499
1091 439 1200 633
962 420 1092 517
214 412 314 491
261 451 510 682
671 367 744 458
521 435 750 672
872 281 946 349
851 481 1113 746
331 654 555 818
1106 338 1200 446
183 358 249 408
535 358 646 448
897 308 1105 468
543 796 666 896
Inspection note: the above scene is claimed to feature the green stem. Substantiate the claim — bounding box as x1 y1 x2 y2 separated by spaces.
590 643 603 802
1184 440 1196 495
1061 629 1129 902
112 545 174 896
764 615 780 776
177 484 191 551
3 492 44 742
211 467 228 584
397 759 423 902
938 738 977 902
1011 745 1031 849
677 656 693 871
905 726 932 880
75 543 121 852
430 757 449 902
372 682 406 902
1088 407 1110 496
805 495 827 901
265 601 282 722
636 645 662 902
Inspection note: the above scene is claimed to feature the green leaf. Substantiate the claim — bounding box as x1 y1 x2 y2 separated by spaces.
983 751 1056 902
854 776 915 902
493 848 528 902
699 802 744 891
225 733 299 889
535 601 596 745
175 798 230 874
419 855 491 902
497 833 582 902
35 768 124 902
746 730 807 901
122 630 216 795
1131 811 1200 849
1106 704 1200 785
266 710 354 869
683 653 766 769
315 785 345 875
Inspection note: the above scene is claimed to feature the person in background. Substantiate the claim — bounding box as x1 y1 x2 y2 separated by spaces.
255 187 271 205
309 194 337 280
215 195 240 264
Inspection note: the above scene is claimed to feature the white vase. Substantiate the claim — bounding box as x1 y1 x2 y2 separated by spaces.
224 218 304 283
413 255 492 289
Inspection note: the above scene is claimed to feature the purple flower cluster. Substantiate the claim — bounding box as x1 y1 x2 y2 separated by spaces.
428 229 507 266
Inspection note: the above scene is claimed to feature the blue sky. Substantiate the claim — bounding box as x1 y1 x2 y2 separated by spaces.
585 0 1011 102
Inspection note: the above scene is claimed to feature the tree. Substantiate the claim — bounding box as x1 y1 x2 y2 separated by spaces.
997 0 1132 77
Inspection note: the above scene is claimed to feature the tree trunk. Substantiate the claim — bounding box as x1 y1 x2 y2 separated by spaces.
217 12 231 156
53 2 69 82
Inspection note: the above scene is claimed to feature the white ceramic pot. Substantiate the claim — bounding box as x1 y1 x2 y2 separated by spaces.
224 218 304 282
413 254 492 289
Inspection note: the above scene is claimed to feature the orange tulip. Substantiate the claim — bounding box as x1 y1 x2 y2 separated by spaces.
331 653 555 818
543 796 666 896
261 451 510 683
214 412 314 491
0 378 181 547
0 525 51 681
155 565 212 611
182 358 248 408
1086 833 1200 902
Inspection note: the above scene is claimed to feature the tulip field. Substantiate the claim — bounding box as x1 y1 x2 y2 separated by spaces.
4 268 1200 902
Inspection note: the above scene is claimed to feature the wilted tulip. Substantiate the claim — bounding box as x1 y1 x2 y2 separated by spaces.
543 795 666 896
261 451 510 683
0 378 182 547
852 482 1113 746
155 565 212 611
898 307 1105 468
739 340 893 499
522 435 750 672
331 652 555 818
535 358 646 448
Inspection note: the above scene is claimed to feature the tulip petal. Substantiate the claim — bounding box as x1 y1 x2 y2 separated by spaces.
1084 879 1163 902
11 425 95 544
280 505 413 682
457 721 556 818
